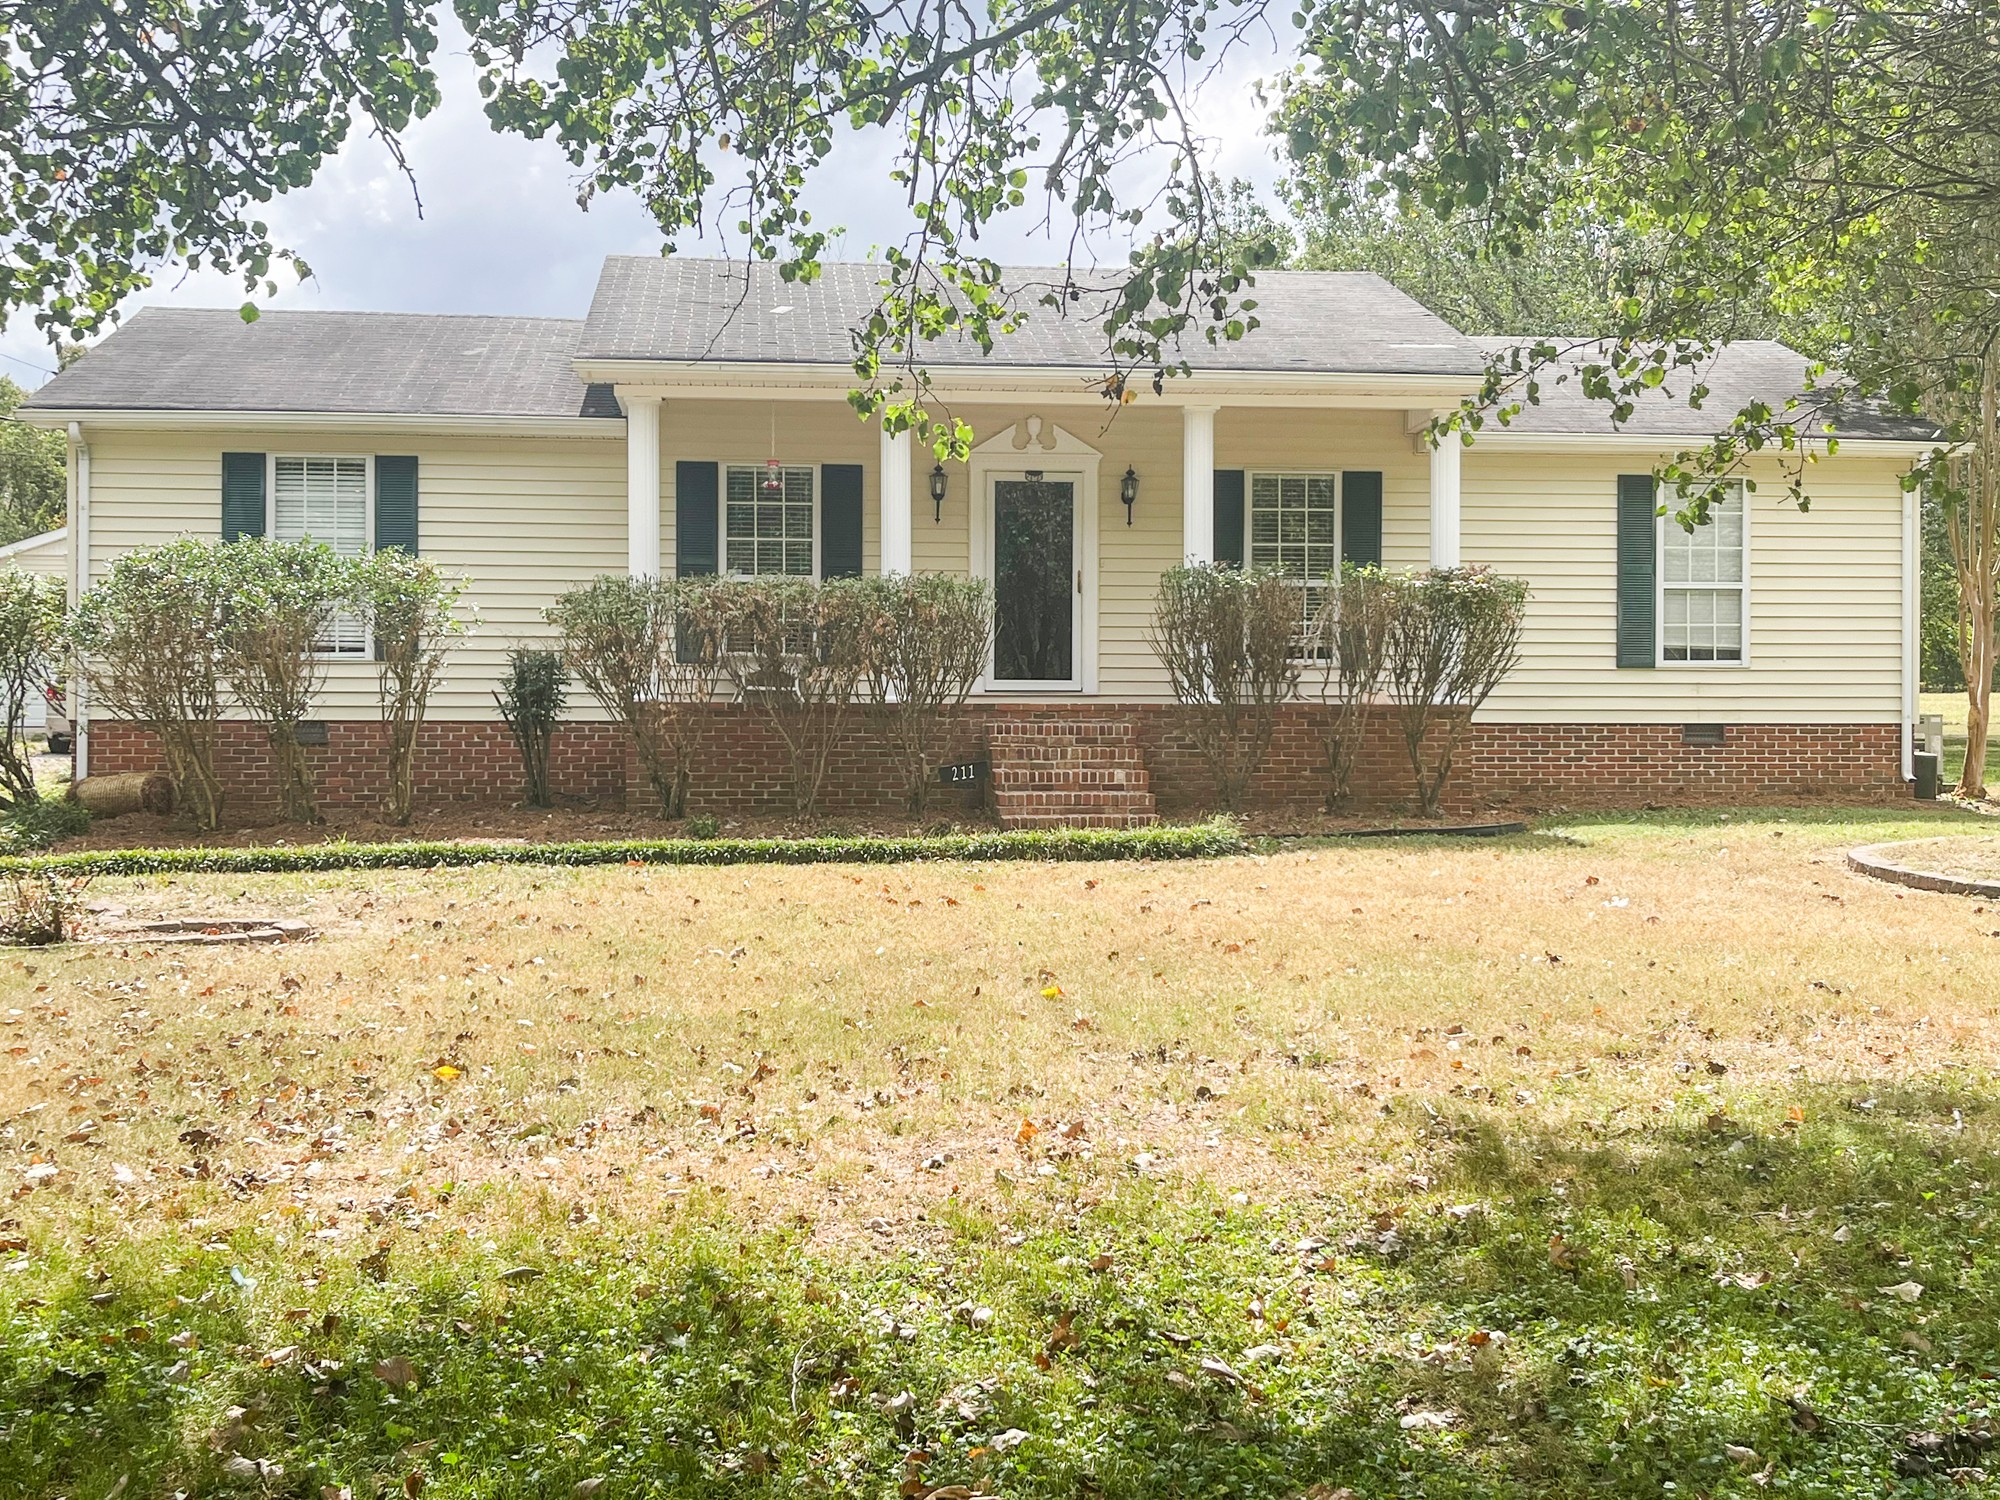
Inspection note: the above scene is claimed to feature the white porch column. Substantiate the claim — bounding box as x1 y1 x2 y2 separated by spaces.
1182 404 1217 564
1429 431 1462 568
880 424 913 575
625 395 662 578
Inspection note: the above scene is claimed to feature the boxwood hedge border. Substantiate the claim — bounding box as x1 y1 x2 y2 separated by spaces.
0 819 1245 878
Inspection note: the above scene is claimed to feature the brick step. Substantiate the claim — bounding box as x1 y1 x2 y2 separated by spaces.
987 717 1158 830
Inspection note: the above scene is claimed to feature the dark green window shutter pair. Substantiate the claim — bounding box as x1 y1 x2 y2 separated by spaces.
1211 468 1381 568
220 452 419 552
1616 473 1658 667
675 461 864 579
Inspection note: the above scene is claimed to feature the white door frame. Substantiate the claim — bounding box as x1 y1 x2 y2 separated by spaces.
967 417 1100 694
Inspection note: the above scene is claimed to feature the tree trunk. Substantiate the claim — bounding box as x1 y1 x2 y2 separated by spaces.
1953 353 2000 799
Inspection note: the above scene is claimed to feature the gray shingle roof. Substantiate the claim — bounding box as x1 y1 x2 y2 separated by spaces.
1469 337 1938 442
22 308 618 419
579 256 1488 376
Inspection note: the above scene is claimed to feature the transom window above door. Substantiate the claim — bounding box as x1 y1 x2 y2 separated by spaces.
725 464 815 577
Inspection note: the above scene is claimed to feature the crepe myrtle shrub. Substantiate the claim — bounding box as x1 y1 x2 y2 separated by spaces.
494 647 568 807
860 573 991 814
358 550 469 827
1308 564 1398 811
719 577 877 817
1149 563 1303 811
547 575 726 819
217 538 360 824
69 539 239 829
1383 567 1530 817
0 570 64 813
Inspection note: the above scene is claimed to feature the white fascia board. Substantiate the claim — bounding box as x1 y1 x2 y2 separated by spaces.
16 409 625 438
581 358 1484 409
0 526 66 560
1462 429 1939 459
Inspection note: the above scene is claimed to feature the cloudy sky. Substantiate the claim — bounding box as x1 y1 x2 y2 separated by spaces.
1 27 1290 391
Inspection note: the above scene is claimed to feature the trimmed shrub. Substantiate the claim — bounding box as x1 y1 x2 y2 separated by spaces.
1149 563 1302 810
1307 564 1397 810
718 577 876 817
0 818 1246 877
68 539 237 830
0 795 89 857
217 538 360 823
861 574 991 814
0 569 63 813
548 575 726 818
495 648 568 807
359 552 469 826
1383 567 1530 816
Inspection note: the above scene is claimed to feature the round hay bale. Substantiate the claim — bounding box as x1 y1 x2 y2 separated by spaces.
69 771 175 818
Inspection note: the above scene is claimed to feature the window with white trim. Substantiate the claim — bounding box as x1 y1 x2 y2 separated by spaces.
1249 471 1340 642
272 456 369 654
1660 480 1747 664
725 464 816 577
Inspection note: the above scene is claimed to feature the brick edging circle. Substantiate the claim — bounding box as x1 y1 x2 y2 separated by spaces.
1847 842 2000 898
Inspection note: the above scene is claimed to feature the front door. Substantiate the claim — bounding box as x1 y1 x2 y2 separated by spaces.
989 473 1079 689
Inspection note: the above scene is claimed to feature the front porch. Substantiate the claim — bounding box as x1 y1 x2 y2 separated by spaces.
611 394 1471 702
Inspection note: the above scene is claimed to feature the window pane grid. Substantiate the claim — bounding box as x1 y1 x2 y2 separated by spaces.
272 457 368 654
1249 471 1339 650
726 465 815 577
1661 483 1746 663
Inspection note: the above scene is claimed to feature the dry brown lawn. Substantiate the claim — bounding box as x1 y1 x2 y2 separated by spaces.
7 807 1998 1254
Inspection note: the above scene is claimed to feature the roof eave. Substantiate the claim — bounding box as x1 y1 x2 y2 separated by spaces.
1464 428 1940 456
17 408 623 436
575 357 1487 409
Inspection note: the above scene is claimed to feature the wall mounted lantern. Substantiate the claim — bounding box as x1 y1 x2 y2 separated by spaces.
1120 466 1140 526
929 463 948 523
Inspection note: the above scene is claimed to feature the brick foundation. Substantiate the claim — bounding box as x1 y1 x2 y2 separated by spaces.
83 708 1907 823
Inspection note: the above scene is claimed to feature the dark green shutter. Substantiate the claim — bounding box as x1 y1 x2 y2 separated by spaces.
1340 470 1383 568
374 455 418 554
1213 469 1246 567
1616 473 1658 667
821 463 864 578
221 452 266 541
675 461 719 576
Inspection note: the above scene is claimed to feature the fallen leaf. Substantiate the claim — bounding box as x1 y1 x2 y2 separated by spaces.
373 1355 419 1389
1881 1280 1924 1303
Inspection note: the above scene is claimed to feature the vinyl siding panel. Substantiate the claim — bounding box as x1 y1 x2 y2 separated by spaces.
0 530 68 581
1463 449 1909 723
75 406 1913 728
82 427 626 720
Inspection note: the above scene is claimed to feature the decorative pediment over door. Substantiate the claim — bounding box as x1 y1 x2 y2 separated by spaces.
970 416 1103 461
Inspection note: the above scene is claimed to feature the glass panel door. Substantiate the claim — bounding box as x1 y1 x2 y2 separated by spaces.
991 476 1076 684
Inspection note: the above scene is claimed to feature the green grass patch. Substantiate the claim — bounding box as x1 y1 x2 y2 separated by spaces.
6 1084 1996 1499
0 818 1244 878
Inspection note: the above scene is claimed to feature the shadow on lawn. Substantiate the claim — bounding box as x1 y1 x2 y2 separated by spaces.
6 1080 1997 1499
